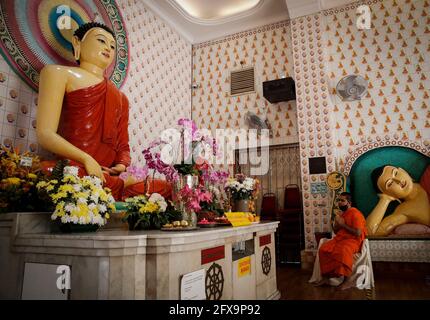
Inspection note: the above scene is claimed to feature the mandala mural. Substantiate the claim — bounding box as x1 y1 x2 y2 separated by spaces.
0 0 129 91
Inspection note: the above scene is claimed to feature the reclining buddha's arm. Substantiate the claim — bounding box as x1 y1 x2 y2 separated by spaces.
36 65 104 181
366 193 397 235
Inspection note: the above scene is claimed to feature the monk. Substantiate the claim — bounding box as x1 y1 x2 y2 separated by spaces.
317 192 367 290
36 22 171 200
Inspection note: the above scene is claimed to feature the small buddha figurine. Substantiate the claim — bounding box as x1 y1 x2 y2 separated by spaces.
366 165 430 236
36 22 171 200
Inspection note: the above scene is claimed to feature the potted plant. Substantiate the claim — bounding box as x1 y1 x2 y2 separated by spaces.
225 174 259 212
36 165 115 232
0 146 48 213
122 193 181 230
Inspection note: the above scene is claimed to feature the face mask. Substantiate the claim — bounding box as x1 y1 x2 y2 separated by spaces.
339 205 349 212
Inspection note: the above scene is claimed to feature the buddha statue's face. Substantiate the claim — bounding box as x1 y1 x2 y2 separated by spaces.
74 27 116 69
377 166 413 199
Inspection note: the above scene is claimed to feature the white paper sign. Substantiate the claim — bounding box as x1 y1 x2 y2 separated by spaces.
20 156 33 167
180 269 206 300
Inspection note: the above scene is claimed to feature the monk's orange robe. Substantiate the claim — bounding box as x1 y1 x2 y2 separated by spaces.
48 77 171 201
319 207 367 278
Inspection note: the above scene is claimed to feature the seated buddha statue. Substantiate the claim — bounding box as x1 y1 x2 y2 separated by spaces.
36 22 171 201
366 165 430 236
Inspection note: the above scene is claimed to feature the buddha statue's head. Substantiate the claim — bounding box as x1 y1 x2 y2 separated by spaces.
371 165 414 199
72 22 116 70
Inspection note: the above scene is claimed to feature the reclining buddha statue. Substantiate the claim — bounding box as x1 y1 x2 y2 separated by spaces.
367 165 430 236
36 22 171 200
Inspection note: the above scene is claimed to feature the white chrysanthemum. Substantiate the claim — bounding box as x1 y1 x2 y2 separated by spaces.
90 193 100 203
73 184 81 192
78 197 87 204
65 204 75 213
63 166 79 177
98 204 107 213
158 201 167 212
149 193 164 202
83 176 102 188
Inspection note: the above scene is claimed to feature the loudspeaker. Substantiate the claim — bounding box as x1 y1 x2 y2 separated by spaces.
263 77 296 103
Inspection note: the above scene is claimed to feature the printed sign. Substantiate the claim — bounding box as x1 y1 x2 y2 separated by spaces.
19 156 33 167
180 269 206 300
238 256 251 277
311 182 328 194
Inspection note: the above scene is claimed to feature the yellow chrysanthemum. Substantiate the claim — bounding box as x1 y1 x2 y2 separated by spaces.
138 202 159 214
27 173 37 179
52 192 67 201
78 203 89 217
5 177 21 185
55 203 65 217
59 184 74 193
36 181 48 188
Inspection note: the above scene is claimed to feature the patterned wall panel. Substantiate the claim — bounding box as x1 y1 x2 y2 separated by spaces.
191 20 298 157
117 0 191 164
369 239 430 262
0 0 192 165
324 0 430 169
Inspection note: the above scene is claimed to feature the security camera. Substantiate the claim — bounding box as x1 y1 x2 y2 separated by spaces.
191 83 200 89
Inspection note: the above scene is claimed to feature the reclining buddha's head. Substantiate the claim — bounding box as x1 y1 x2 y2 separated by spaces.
371 165 414 199
71 22 116 70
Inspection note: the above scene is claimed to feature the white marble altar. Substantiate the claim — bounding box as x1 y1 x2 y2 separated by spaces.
0 212 280 300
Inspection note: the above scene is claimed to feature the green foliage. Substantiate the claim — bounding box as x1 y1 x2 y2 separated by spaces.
51 159 70 182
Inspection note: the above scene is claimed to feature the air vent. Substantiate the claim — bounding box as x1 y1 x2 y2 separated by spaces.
230 66 255 96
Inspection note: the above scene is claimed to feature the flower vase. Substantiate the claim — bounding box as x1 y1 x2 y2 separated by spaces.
233 199 250 212
182 209 197 228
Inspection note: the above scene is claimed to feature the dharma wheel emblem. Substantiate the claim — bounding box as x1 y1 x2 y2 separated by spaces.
261 246 271 275
205 263 224 300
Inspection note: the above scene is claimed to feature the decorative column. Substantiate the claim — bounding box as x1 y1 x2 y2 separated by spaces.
291 13 337 251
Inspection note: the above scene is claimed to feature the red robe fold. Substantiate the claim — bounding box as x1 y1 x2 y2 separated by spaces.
44 78 172 201
319 207 367 278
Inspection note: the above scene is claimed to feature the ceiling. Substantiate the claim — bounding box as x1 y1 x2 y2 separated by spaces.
141 0 355 44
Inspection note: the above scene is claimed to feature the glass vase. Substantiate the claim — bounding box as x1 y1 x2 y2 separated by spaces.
182 209 197 228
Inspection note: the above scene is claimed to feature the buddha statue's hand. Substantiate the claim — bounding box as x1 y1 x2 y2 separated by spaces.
83 155 106 183
101 164 126 176
378 193 400 203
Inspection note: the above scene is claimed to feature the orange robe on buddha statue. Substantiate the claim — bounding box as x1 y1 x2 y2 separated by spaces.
43 77 171 201
318 207 367 278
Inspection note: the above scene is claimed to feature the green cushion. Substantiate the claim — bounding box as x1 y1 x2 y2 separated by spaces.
348 146 430 217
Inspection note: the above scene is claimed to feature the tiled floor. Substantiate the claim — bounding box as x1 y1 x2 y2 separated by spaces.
276 263 430 300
